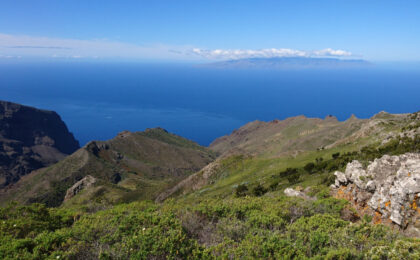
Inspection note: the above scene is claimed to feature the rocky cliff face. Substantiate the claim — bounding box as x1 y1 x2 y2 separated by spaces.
331 153 420 237
0 101 79 187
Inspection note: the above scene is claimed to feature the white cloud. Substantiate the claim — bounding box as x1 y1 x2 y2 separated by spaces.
191 47 353 60
0 33 354 61
191 48 308 59
312 48 352 57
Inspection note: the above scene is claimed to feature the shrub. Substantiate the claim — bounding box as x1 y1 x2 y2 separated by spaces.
269 181 279 191
287 173 301 184
320 173 336 186
287 214 348 257
252 184 267 197
304 162 315 173
311 198 348 216
332 152 340 159
279 167 298 178
235 184 248 197
324 248 358 260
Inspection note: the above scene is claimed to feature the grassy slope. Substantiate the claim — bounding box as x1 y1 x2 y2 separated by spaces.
209 115 368 157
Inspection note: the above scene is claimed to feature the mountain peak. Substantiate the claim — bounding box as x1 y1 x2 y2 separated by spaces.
347 114 359 121
324 114 338 121
145 127 169 133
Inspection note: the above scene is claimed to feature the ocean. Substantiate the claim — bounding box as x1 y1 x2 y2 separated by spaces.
1 62 419 146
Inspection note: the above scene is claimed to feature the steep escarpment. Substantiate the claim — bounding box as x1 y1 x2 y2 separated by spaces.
0 128 216 207
0 101 79 187
331 153 420 237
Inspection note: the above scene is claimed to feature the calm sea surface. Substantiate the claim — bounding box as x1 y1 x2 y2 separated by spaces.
1 62 419 146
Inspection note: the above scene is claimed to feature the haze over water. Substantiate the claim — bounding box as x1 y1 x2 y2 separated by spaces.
1 62 419 146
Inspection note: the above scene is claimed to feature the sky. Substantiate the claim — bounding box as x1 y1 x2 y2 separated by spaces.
0 0 419 62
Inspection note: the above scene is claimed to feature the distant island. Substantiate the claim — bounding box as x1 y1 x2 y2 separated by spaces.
200 57 372 69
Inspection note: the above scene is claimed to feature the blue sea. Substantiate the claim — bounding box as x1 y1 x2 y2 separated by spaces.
1 62 420 146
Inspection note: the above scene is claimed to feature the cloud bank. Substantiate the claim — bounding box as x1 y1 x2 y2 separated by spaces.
191 47 352 60
0 33 354 61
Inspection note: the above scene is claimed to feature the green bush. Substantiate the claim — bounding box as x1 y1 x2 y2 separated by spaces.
252 183 267 196
287 172 301 184
1 196 418 259
235 184 248 197
304 162 315 173
332 152 341 159
279 167 298 178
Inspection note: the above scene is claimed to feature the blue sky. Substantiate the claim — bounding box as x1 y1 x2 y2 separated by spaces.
0 0 419 62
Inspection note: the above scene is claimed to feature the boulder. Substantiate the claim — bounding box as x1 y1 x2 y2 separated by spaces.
284 188 304 197
284 187 315 200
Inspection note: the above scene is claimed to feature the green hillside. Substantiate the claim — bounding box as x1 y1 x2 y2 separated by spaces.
1 111 419 259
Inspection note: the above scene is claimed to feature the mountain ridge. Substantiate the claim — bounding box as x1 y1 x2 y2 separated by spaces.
0 127 216 207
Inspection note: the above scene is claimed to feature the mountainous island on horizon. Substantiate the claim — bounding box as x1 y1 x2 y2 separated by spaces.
200 57 372 69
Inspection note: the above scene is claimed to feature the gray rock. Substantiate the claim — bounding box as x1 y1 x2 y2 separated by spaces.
345 160 369 189
334 171 347 185
332 153 420 236
284 187 316 200
284 188 304 197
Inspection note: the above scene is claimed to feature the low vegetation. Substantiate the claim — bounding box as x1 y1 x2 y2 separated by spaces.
1 113 419 259
1 195 420 259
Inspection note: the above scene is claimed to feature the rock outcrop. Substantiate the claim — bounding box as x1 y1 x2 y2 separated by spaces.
331 153 420 237
64 175 97 201
0 100 79 188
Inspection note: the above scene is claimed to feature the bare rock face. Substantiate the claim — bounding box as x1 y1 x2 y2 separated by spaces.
64 175 97 201
331 153 420 237
0 101 79 187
